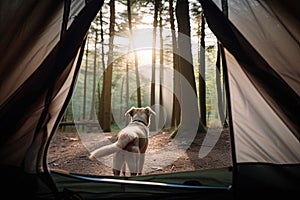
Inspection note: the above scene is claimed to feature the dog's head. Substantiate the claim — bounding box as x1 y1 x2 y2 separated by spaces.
125 106 156 127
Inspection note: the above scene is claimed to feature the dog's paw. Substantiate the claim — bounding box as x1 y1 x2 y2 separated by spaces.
89 154 95 160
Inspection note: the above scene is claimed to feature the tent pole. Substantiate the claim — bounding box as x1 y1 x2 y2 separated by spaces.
219 42 237 197
220 0 238 198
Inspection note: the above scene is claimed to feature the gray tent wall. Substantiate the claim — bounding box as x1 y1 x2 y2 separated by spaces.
0 0 104 198
0 0 299 199
199 0 300 197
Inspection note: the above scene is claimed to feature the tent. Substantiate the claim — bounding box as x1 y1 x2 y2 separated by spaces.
0 0 299 199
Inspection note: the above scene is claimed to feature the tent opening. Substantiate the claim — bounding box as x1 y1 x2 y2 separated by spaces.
47 0 233 197
2 0 299 199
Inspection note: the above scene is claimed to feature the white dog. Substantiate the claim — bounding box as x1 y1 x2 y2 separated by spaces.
89 106 155 176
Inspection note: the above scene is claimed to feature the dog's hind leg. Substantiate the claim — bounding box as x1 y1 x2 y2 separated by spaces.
113 151 125 176
125 146 140 176
121 162 126 176
137 153 145 176
138 142 148 175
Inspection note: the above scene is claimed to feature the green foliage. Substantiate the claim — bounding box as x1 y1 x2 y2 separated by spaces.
62 0 224 131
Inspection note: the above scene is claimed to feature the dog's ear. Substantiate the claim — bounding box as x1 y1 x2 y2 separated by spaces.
125 106 136 116
145 106 156 116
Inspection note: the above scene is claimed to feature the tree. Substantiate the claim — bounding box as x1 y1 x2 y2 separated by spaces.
158 4 164 129
98 9 105 128
150 0 160 130
127 0 142 108
168 0 181 128
101 0 115 132
216 42 228 127
191 1 207 130
97 8 106 125
89 14 99 120
151 0 159 107
83 33 89 120
172 0 204 137
199 12 206 127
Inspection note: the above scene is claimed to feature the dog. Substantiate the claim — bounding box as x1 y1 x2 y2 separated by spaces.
89 106 155 176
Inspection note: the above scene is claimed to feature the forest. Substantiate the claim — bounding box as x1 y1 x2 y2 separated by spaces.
60 0 228 135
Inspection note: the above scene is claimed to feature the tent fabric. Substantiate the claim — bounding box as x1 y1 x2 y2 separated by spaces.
0 1 62 104
0 0 299 199
236 163 300 195
0 1 64 171
0 0 104 173
0 0 104 197
199 0 300 197
50 168 232 199
226 51 300 163
200 0 300 164
225 0 300 138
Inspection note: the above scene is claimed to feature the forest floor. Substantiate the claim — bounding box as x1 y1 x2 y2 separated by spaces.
48 127 232 176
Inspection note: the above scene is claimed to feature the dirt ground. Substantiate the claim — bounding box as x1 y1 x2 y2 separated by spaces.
48 127 232 176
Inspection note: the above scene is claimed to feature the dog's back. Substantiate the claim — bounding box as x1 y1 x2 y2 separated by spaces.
89 106 155 176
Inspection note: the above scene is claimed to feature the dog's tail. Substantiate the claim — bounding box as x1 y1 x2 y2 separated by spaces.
89 142 120 159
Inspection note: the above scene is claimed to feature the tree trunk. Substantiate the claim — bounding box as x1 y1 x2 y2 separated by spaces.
83 34 89 120
126 59 129 124
90 22 98 120
173 0 203 137
168 0 181 128
150 0 159 131
217 42 228 127
159 6 164 129
151 0 159 107
127 0 141 108
199 12 206 127
102 0 115 132
98 8 106 126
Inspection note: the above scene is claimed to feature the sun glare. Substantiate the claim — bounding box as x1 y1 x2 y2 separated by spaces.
141 15 153 25
137 50 152 66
